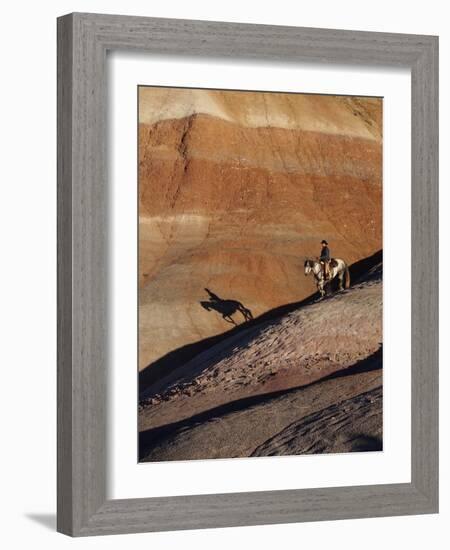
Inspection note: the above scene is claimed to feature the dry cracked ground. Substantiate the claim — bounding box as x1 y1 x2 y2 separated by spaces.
139 261 382 461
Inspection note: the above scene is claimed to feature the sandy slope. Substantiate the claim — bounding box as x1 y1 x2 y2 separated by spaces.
252 386 382 457
140 362 381 461
139 264 382 458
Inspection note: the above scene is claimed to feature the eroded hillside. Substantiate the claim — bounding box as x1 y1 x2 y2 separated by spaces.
138 88 382 376
139 261 382 461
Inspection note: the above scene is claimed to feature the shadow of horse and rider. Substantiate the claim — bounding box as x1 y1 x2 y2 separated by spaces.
200 256 351 326
200 288 253 326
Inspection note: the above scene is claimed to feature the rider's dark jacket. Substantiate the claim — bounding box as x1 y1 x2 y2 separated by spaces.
320 246 330 261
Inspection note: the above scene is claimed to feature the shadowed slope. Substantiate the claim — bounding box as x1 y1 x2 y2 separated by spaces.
139 250 382 394
139 260 382 436
140 348 381 461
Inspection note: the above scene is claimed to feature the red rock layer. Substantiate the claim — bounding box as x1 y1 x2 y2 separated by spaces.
139 109 382 372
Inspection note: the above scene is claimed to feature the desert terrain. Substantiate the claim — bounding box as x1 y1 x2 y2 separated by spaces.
139 258 382 460
139 88 382 374
138 87 382 460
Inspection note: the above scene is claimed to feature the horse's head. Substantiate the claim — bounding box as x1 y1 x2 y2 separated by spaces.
304 259 313 276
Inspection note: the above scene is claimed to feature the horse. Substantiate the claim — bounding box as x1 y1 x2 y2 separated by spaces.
304 258 351 297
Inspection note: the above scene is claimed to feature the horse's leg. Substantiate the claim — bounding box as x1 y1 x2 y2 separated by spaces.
223 314 236 325
338 271 344 291
318 281 325 297
238 305 249 323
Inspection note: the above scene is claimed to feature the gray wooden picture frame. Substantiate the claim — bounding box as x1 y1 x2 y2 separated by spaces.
57 12 439 537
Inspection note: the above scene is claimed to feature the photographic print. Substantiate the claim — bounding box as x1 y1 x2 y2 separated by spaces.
138 86 382 462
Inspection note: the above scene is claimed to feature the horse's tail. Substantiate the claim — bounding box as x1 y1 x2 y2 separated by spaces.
344 266 351 289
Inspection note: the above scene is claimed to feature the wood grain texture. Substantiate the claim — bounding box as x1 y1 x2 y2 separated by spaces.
57 12 439 536
410 36 439 506
57 13 74 535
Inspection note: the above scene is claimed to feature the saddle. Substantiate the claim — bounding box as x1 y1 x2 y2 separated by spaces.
321 258 337 280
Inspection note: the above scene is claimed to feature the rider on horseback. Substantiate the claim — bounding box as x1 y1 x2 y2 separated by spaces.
320 240 331 280
305 246 350 297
